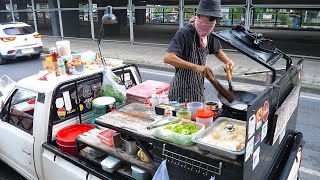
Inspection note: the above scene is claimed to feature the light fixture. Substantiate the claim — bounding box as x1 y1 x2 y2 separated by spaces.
97 6 118 68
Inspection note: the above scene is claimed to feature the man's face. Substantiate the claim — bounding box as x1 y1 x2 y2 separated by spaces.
198 14 218 24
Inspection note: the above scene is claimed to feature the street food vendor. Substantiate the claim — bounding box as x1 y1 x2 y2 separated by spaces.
164 0 235 102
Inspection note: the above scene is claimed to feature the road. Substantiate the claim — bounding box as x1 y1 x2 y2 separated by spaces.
0 56 319 180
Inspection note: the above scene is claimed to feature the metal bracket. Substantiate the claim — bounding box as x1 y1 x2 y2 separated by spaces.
162 144 223 176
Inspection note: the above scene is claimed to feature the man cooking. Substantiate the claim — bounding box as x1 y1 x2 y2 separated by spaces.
164 0 235 102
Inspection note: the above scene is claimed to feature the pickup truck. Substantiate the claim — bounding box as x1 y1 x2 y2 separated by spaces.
0 63 303 180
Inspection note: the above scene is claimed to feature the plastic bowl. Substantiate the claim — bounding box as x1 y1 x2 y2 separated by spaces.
187 102 204 120
56 124 95 156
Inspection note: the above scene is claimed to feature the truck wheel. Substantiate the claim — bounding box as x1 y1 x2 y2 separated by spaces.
0 55 6 65
32 53 41 59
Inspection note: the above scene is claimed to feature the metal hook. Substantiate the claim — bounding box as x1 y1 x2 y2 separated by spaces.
191 161 194 170
204 165 209 176
197 162 201 173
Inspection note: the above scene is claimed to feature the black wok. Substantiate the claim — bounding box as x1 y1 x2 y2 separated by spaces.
218 90 257 113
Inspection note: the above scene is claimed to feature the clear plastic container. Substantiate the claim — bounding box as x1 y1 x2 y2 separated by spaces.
56 40 71 56
98 129 118 147
152 118 205 147
101 156 121 173
176 108 191 120
195 109 214 128
187 102 204 120
131 166 149 180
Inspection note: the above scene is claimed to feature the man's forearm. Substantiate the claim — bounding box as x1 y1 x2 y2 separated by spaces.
215 50 233 64
164 52 197 71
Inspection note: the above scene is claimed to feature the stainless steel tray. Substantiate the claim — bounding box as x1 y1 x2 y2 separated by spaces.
191 117 246 160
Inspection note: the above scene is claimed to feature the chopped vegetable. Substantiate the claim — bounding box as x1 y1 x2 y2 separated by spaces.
165 123 199 135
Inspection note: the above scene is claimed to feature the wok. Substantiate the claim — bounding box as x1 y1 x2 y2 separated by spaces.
218 90 257 113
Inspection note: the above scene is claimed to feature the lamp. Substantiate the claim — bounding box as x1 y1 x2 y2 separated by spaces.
97 6 118 68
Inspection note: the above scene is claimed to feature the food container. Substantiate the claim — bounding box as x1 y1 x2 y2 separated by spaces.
155 104 177 116
101 156 121 173
91 96 116 125
152 118 205 147
187 102 204 121
98 129 119 147
56 124 95 157
176 108 191 120
56 40 71 56
195 109 214 128
69 64 85 75
191 117 246 160
131 166 149 180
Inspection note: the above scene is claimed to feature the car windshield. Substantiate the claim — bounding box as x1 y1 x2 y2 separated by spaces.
3 26 35 35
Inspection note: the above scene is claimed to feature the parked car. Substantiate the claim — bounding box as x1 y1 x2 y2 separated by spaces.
0 22 43 65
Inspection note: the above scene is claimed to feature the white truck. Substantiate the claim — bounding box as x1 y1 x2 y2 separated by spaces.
0 62 303 180
0 65 142 180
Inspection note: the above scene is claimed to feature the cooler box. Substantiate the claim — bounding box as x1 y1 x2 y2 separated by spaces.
125 80 170 103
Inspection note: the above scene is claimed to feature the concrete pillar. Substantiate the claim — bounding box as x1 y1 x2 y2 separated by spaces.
135 0 146 25
60 0 80 37
17 2 28 22
48 0 60 36
0 1 7 22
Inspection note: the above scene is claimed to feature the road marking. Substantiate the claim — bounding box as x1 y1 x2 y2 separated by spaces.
300 166 320 177
300 95 320 101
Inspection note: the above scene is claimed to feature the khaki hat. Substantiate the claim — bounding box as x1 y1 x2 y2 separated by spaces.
196 0 222 18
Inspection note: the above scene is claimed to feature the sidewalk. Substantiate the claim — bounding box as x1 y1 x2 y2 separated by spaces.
42 37 320 94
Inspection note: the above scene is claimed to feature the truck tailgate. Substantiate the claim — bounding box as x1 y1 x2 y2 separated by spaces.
268 131 303 180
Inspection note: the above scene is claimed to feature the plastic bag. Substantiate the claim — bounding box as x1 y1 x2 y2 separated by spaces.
100 68 126 104
152 160 170 180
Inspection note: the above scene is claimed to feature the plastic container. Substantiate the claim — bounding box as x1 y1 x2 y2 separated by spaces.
152 118 205 147
131 166 149 180
98 129 118 147
57 57 67 76
176 108 191 120
195 109 214 128
56 124 95 156
101 156 121 173
158 94 169 105
187 102 204 120
91 97 116 125
56 40 71 56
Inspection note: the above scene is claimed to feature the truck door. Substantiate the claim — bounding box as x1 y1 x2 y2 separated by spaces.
0 88 38 180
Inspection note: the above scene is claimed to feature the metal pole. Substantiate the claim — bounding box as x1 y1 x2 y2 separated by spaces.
275 10 278 27
179 0 184 28
88 0 95 41
31 0 38 32
245 0 252 29
9 0 15 22
57 0 64 38
231 9 234 25
128 0 134 45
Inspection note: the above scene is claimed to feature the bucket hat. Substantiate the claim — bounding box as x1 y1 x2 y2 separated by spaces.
196 0 222 18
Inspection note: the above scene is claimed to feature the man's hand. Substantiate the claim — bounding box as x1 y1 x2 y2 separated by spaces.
226 60 235 75
194 65 209 77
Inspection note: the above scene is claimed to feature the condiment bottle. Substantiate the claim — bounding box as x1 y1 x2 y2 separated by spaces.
150 94 159 108
49 46 58 62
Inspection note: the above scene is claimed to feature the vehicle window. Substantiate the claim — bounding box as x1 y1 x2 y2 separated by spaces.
51 78 101 124
5 88 37 135
3 26 35 35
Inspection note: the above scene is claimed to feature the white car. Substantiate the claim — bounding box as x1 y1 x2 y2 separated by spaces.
0 22 43 65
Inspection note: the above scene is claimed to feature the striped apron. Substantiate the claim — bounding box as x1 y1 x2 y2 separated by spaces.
168 32 209 102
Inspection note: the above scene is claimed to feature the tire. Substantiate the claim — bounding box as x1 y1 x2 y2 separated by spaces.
0 55 6 65
31 53 41 59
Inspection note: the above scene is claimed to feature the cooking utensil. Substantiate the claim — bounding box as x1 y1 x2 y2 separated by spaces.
206 68 236 103
147 119 181 130
225 64 234 92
